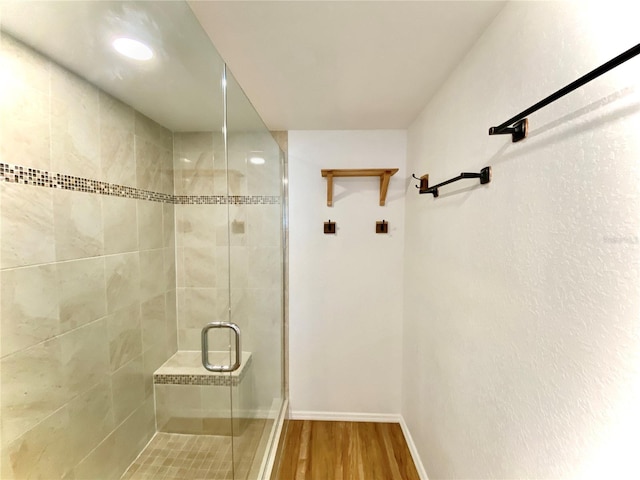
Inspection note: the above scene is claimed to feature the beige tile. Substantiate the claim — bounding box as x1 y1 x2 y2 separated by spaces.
155 385 202 433
174 150 215 196
137 200 163 250
99 92 135 187
160 147 174 195
3 404 72 479
114 397 155 473
60 318 110 398
53 189 104 261
105 252 140 313
201 384 232 421
248 204 282 247
57 257 107 333
140 294 167 351
0 35 50 171
229 245 249 288
142 343 168 398
165 290 178 354
111 355 144 424
73 432 122 480
177 287 219 329
164 247 176 292
106 305 142 372
102 195 138 255
67 379 115 465
135 138 163 192
139 248 164 301
181 247 217 288
134 111 172 150
177 327 203 351
162 202 175 249
173 132 213 153
50 63 100 179
0 264 59 357
100 126 135 187
177 204 219 249
0 33 49 94
0 338 66 445
0 182 55 269
248 246 281 288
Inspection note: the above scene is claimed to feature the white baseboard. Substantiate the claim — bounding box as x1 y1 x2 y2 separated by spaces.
399 416 429 480
290 410 402 423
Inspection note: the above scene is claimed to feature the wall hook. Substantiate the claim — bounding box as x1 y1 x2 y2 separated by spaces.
412 173 430 193
324 219 336 234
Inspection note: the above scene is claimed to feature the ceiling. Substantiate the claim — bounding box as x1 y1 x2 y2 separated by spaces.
0 1 506 132
189 0 506 130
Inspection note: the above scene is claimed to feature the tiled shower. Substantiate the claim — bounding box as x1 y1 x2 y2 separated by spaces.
0 2 286 479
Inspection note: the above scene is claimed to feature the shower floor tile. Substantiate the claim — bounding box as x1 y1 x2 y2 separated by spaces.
120 420 265 480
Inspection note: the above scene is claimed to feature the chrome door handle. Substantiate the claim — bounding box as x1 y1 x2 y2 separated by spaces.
201 322 242 372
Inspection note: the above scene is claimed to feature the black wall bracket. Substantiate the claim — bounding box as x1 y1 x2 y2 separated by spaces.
412 167 491 198
489 42 640 143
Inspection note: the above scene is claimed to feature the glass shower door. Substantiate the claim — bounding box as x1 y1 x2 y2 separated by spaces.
225 69 285 479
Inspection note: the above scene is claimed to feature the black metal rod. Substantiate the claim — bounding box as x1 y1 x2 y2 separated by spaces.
489 42 640 135
419 167 491 197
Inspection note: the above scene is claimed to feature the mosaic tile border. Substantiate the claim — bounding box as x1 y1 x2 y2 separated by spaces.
174 195 280 205
154 357 252 386
0 162 280 205
0 162 174 203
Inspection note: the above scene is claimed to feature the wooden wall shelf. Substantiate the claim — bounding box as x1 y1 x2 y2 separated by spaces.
321 168 399 206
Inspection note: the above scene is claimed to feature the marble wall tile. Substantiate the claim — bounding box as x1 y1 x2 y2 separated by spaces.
114 397 155 473
140 293 167 351
177 287 220 329
155 384 202 433
173 132 213 153
50 63 100 179
163 203 175 249
248 246 281 289
0 338 66 445
67 379 115 465
174 150 215 196
229 246 249 289
60 318 110 399
177 204 220 248
3 404 72 480
0 264 59 357
0 182 55 269
139 248 164 301
135 137 163 192
180 247 217 288
57 258 106 333
111 355 144 424
105 252 140 313
53 189 104 261
103 196 138 255
106 305 142 372
165 289 178 354
72 433 121 480
134 112 172 151
160 147 174 196
0 35 50 171
99 92 135 187
137 200 163 250
142 343 168 398
247 204 282 247
164 247 177 292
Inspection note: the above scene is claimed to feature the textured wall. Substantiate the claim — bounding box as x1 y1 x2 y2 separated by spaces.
0 34 177 479
403 1 640 478
288 130 407 417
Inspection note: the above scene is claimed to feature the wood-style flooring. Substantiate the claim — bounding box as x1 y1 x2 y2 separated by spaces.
275 421 420 480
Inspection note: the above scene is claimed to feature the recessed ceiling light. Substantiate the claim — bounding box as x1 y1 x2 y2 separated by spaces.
112 37 153 61
249 156 265 165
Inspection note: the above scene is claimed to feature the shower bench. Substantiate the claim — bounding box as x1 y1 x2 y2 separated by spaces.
153 350 253 435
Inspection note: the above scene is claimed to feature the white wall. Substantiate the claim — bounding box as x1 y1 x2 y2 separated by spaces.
289 130 407 418
403 1 640 479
